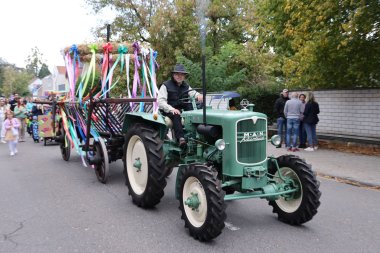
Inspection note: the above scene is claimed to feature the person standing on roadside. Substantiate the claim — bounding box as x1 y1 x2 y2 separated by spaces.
9 93 19 111
0 98 7 143
284 92 302 151
3 110 20 156
298 93 307 148
14 98 27 142
273 89 289 148
26 97 35 112
303 92 320 151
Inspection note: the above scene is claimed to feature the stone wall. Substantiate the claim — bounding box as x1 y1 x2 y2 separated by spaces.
296 89 380 139
207 89 380 140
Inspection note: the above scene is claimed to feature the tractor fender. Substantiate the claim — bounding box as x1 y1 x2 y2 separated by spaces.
123 112 168 140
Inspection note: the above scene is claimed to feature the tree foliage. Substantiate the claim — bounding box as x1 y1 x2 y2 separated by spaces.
85 0 379 90
255 0 380 89
25 46 49 78
86 0 276 89
38 63 51 79
176 41 247 91
0 65 33 97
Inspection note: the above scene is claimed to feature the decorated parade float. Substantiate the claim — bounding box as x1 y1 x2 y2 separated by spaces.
52 31 321 241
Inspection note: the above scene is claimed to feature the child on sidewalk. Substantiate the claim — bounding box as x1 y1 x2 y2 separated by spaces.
4 111 20 156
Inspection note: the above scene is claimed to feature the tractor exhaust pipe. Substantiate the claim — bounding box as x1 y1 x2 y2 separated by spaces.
196 0 209 125
202 54 206 125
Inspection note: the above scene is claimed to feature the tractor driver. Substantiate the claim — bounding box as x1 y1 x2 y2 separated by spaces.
158 64 203 148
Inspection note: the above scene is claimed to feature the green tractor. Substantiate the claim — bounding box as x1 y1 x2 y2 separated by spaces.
122 92 321 241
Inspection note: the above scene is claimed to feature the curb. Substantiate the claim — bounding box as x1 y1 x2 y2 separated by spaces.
316 172 380 190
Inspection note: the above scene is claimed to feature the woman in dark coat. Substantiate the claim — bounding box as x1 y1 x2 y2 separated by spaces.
303 92 320 151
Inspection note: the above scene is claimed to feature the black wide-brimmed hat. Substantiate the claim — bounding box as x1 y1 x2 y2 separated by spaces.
171 64 189 75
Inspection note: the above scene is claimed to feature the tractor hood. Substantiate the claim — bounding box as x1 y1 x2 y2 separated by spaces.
183 108 268 177
182 108 267 125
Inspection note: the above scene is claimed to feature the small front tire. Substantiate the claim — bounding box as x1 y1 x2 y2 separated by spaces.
178 164 226 241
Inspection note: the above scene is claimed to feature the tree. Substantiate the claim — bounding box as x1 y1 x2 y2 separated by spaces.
176 41 247 92
25 46 46 77
255 0 380 89
85 0 276 89
38 63 51 79
0 66 33 96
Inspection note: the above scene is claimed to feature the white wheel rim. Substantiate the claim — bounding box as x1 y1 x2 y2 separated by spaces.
274 167 303 213
127 135 148 195
183 176 207 228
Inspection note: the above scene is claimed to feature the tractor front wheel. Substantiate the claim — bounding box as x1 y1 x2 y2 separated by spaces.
178 164 226 241
268 155 321 225
123 123 167 208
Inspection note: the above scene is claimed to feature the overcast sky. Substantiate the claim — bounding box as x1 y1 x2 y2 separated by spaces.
0 0 112 69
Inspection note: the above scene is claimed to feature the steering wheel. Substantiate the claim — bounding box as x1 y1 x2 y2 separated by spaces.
178 88 203 110
178 88 203 102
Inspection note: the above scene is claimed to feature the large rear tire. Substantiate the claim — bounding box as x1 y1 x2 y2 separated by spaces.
178 164 226 241
268 155 321 225
123 123 167 208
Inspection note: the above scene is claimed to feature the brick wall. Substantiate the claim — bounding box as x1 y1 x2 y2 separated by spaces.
296 89 380 139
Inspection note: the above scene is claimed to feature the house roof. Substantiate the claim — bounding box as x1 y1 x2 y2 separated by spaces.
56 66 66 74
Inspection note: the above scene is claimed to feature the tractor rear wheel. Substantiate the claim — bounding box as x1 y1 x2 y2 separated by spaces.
123 123 167 208
268 155 321 225
178 164 226 241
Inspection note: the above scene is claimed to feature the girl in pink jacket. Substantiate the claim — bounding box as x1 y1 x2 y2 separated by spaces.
4 111 20 156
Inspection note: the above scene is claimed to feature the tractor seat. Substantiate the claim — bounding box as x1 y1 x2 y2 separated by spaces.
164 116 184 129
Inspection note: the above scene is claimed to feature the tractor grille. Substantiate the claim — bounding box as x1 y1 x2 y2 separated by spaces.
236 118 267 164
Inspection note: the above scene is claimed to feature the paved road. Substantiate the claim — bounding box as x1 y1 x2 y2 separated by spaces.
0 140 379 252
267 144 380 187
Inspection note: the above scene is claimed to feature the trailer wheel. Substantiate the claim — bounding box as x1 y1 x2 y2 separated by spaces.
123 123 166 208
178 164 226 241
268 155 321 225
60 132 71 161
94 137 109 184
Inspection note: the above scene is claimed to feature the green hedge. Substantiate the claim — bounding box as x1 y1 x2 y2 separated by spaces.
237 85 280 125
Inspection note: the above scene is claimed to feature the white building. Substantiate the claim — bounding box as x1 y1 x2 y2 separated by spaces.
28 66 68 98
53 66 69 92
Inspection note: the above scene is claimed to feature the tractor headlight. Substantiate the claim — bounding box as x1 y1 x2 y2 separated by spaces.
215 139 226 151
270 135 281 146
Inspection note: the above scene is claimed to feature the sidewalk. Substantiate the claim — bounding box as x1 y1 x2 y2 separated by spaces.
267 143 380 188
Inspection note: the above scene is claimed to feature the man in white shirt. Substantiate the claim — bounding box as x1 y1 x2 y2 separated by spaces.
158 64 203 147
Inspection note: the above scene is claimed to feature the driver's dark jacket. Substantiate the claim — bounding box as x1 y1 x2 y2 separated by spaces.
162 79 191 111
